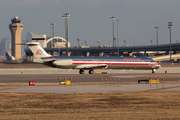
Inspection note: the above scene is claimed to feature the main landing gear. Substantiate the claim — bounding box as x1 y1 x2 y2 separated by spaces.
79 69 94 74
79 69 84 74
152 69 156 73
89 69 94 74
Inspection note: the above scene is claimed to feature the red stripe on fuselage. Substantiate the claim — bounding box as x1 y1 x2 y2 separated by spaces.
73 62 159 66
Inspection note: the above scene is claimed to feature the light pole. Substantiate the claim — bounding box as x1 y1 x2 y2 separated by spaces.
51 23 55 56
85 40 87 46
114 38 116 47
110 16 116 56
155 26 159 56
97 40 100 46
150 40 153 45
124 40 126 46
117 18 119 57
77 38 80 47
62 13 70 56
168 22 172 62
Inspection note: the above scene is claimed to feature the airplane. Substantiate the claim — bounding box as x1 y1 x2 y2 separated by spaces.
27 42 161 74
5 51 15 61
4 51 23 64
53 51 59 56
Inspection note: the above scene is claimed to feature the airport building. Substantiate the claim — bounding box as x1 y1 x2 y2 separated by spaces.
25 41 180 63
9 17 23 60
0 37 10 56
31 34 70 49
26 32 33 43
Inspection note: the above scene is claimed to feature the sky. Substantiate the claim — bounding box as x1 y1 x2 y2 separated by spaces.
0 0 180 47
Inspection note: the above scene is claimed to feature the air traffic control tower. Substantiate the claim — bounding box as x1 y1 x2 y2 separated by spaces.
9 17 23 60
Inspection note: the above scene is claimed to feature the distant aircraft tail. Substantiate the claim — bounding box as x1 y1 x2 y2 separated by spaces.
5 52 15 61
26 42 52 58
54 51 59 56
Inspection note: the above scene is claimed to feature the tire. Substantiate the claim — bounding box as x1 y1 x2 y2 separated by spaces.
89 70 94 74
79 69 84 74
152 69 155 73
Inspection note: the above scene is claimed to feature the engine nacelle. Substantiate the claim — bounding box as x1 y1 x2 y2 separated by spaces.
52 59 73 66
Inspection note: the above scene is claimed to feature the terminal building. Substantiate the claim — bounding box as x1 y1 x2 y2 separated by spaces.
25 37 180 63
31 34 70 49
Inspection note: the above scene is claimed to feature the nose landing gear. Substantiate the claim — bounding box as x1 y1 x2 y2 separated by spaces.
152 69 156 73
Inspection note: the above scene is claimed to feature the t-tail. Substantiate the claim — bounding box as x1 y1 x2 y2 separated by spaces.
54 51 59 56
5 52 15 61
26 42 52 58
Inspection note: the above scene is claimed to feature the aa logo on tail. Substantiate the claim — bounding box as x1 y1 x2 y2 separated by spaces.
36 49 42 55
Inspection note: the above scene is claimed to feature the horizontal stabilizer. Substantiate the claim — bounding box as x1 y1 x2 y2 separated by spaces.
41 58 55 62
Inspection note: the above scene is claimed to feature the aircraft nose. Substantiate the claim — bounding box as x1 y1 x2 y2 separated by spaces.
156 64 161 68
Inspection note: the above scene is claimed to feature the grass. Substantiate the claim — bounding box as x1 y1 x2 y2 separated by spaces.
0 92 180 120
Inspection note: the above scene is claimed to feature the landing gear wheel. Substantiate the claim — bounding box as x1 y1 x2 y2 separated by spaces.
89 70 94 74
79 69 84 74
152 69 156 73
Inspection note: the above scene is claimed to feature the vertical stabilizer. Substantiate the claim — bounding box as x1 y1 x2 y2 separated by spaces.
27 42 51 58
54 51 59 56
5 52 15 61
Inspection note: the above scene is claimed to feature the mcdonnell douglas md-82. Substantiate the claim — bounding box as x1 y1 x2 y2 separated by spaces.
27 42 160 74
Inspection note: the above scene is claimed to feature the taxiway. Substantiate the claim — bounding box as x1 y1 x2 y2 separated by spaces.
0 73 179 83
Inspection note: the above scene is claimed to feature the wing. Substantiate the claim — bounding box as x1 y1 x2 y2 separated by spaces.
76 64 108 69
